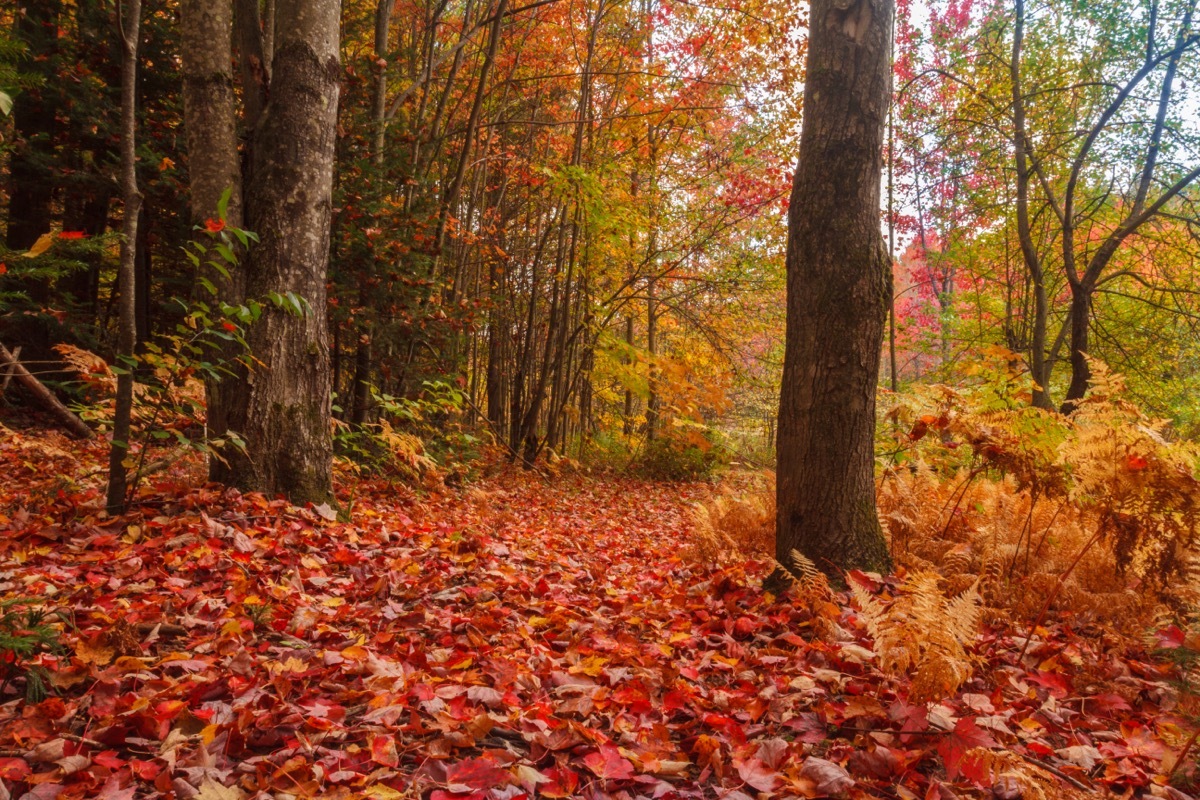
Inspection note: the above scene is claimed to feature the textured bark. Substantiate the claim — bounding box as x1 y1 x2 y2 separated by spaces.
180 0 244 455
106 0 143 514
775 0 894 578
210 0 341 503
181 0 242 233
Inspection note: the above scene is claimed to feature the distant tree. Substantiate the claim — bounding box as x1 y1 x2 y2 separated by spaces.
775 0 894 578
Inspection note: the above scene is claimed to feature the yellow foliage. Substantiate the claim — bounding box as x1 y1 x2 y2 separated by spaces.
851 570 981 702
376 420 436 476
686 470 775 563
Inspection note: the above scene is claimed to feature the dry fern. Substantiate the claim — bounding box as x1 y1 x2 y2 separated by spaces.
686 470 775 562
958 747 1095 800
851 571 981 703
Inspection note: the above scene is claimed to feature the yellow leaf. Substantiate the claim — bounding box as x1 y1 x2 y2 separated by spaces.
197 779 244 800
569 656 607 677
22 232 55 258
75 637 115 667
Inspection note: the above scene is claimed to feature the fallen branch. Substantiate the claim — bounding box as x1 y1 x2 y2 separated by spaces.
0 341 93 439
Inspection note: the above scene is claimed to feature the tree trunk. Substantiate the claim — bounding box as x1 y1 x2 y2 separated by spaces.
181 0 244 452
1009 0 1053 410
775 0 894 579
106 0 143 514
1062 286 1091 411
210 0 341 503
181 0 243 233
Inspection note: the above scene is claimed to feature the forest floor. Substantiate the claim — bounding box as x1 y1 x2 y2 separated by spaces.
0 425 1196 800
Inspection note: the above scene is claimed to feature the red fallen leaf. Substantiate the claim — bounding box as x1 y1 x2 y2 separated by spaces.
538 766 580 798
154 700 187 721
583 744 635 781
1088 692 1133 713
937 717 996 780
734 756 778 792
1126 454 1149 471
847 745 900 779
1100 723 1166 762
1154 624 1185 649
799 757 854 796
732 616 757 638
58 231 87 240
371 734 399 767
445 756 512 791
93 750 126 769
1026 669 1071 698
129 759 161 781
1026 740 1054 757
0 757 30 781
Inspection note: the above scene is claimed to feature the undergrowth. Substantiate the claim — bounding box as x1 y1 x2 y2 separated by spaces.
691 356 1200 639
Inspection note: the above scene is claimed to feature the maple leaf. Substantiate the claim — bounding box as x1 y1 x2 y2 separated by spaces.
538 767 580 798
733 756 778 792
196 780 244 800
583 744 635 780
936 717 996 780
371 734 399 767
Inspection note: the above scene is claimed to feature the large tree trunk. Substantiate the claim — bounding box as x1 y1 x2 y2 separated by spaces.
775 0 894 579
210 0 341 503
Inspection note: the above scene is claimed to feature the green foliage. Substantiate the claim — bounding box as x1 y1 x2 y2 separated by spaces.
635 433 729 481
0 597 67 703
334 380 471 479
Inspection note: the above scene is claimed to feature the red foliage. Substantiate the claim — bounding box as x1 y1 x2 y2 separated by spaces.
0 431 1194 798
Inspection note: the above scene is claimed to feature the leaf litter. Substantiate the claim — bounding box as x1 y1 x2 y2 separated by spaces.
0 431 1197 799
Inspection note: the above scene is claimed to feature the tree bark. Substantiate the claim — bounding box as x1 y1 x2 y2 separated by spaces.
1009 0 1053 410
775 0 894 578
210 0 341 503
180 0 244 457
106 0 143 514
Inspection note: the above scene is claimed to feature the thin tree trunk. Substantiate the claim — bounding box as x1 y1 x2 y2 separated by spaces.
106 0 143 514
775 0 894 579
1010 0 1052 410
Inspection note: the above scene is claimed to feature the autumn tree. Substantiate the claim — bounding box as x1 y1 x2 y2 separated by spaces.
775 0 894 577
